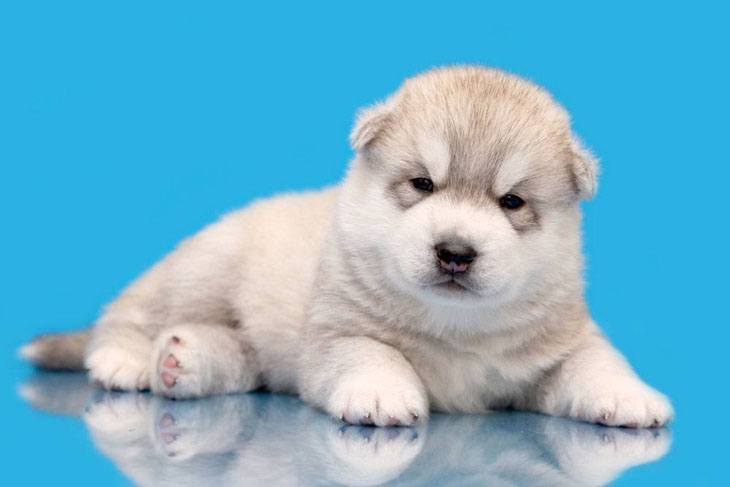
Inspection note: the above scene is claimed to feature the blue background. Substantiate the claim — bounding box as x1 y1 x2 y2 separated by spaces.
1 1 727 484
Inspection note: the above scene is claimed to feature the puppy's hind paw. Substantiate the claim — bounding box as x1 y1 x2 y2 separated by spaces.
150 325 258 399
151 333 204 399
86 345 151 392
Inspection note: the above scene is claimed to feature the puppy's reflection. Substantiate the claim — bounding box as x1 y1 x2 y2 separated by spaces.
20 372 670 486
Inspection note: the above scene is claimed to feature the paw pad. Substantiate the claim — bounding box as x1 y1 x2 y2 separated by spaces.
163 354 179 369
159 352 181 389
159 412 176 428
161 371 177 388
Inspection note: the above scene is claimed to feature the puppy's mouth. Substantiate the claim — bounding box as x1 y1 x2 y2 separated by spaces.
428 276 475 294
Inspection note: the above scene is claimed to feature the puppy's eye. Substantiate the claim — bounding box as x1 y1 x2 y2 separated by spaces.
499 193 525 210
410 177 434 193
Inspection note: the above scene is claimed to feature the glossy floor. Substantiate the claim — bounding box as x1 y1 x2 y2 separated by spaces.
15 371 671 486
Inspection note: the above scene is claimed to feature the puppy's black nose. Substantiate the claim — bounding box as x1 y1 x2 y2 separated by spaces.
435 242 477 274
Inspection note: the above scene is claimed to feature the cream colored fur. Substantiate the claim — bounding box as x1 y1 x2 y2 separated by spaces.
21 66 672 428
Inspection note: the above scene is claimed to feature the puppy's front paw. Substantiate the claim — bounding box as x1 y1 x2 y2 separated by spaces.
327 372 428 427
569 379 673 428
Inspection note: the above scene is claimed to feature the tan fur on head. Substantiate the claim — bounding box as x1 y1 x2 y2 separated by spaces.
569 135 599 199
350 66 599 201
349 98 396 151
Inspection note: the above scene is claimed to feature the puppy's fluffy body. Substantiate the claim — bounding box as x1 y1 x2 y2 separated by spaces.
21 66 672 428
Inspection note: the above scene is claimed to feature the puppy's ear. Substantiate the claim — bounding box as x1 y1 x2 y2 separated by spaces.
349 100 394 151
570 136 599 200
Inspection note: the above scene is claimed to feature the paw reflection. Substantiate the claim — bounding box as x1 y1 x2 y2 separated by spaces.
321 424 425 486
20 372 671 486
544 417 671 485
149 396 250 460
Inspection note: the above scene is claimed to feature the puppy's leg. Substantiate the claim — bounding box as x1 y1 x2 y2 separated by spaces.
151 324 260 399
532 331 673 427
86 321 154 391
299 337 428 426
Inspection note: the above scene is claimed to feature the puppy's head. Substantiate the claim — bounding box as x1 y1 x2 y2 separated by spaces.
343 66 597 308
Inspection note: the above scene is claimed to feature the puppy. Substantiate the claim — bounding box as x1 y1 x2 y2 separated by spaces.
21 66 673 428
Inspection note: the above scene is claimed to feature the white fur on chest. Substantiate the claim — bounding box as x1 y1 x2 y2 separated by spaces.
393 334 544 413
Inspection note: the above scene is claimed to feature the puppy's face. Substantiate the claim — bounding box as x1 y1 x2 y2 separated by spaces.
344 67 597 308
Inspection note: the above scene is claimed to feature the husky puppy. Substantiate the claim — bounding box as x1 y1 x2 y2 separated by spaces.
21 66 672 428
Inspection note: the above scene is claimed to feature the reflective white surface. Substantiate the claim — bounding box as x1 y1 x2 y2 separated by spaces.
20 372 670 486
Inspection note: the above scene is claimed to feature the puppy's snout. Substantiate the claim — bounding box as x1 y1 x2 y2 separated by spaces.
435 242 477 274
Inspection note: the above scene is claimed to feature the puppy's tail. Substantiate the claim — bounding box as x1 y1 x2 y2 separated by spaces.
18 329 91 371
